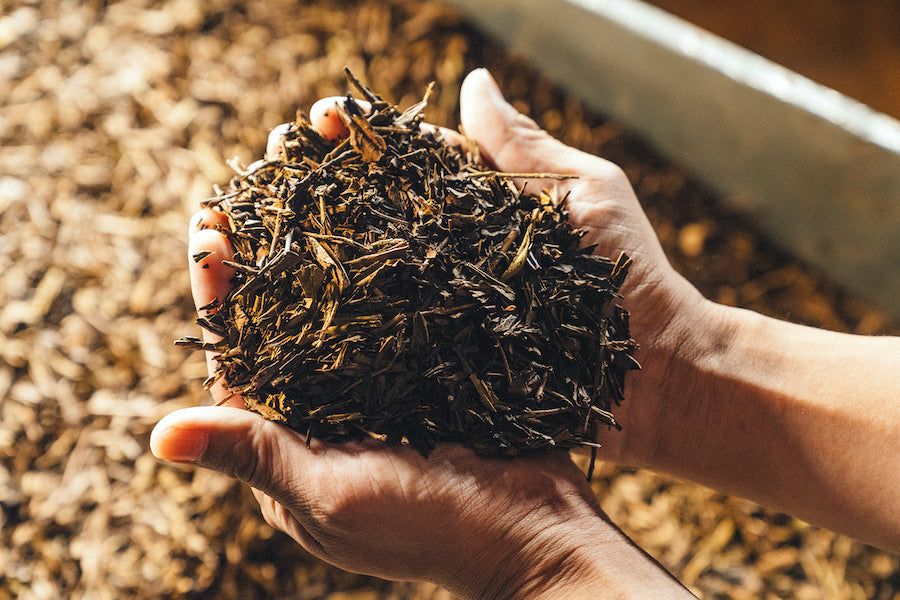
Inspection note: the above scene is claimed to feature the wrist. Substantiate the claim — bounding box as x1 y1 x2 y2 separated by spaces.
429 455 611 599
606 268 725 468
439 464 691 600
493 518 611 600
624 296 769 481
488 514 693 599
456 471 604 598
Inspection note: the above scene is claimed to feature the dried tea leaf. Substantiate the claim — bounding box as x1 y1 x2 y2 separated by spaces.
338 105 387 163
500 220 533 282
179 73 640 458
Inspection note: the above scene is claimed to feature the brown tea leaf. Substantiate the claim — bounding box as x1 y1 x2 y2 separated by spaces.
185 74 639 458
339 108 387 163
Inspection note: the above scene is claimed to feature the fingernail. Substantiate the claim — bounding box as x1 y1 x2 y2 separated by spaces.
151 427 208 463
473 68 504 104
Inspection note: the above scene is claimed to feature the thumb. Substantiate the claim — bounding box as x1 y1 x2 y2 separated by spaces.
150 406 298 496
459 69 617 180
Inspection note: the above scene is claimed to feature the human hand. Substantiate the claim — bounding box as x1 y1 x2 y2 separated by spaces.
457 70 710 467
160 212 678 597
275 70 709 467
165 197 615 598
455 73 900 555
153 405 647 597
151 73 699 596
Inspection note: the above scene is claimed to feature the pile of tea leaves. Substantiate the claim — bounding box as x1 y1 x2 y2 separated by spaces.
181 73 639 457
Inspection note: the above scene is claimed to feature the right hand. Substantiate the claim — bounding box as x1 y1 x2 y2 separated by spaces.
218 69 709 468
151 71 706 596
286 70 709 467
458 69 710 466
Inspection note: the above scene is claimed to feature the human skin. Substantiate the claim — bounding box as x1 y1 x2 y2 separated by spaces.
154 71 699 598
163 212 696 598
152 67 900 596
455 70 900 553
153 405 694 598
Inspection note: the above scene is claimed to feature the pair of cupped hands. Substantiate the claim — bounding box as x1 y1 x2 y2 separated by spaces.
151 69 699 598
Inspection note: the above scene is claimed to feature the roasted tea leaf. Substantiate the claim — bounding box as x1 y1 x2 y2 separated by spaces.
181 74 640 458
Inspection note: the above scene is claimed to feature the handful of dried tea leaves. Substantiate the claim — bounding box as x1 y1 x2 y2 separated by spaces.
179 73 639 457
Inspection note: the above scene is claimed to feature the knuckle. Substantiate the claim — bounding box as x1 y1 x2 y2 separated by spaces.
223 422 273 492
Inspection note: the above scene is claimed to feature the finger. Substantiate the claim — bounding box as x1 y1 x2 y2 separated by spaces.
429 122 466 148
265 96 465 158
309 96 369 141
150 407 310 523
266 123 293 159
189 206 229 233
188 215 240 406
150 406 275 474
151 406 337 555
149 407 288 496
262 99 365 159
309 96 465 147
189 227 234 317
459 68 622 186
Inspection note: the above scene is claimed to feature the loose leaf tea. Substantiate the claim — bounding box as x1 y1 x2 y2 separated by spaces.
180 72 639 457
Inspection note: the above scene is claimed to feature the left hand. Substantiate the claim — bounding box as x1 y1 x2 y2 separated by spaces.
152 404 617 597
152 72 695 598
153 93 613 598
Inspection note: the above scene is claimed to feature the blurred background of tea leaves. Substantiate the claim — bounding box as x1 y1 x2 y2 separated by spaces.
0 1 897 598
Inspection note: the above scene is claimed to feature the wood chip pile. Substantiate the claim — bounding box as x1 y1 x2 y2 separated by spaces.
1 1 897 598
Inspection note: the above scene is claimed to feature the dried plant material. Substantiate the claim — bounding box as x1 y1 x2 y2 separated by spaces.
188 74 639 457
3 0 897 598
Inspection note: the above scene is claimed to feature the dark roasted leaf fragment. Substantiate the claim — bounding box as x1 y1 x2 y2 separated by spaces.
185 73 640 458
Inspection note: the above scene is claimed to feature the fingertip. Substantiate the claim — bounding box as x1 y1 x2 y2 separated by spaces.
460 68 599 178
460 68 509 125
461 68 500 100
151 423 208 464
151 407 206 463
266 123 292 159
310 97 352 141
459 68 517 168
151 406 250 463
190 207 229 234
189 228 234 270
431 125 466 149
188 227 235 314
